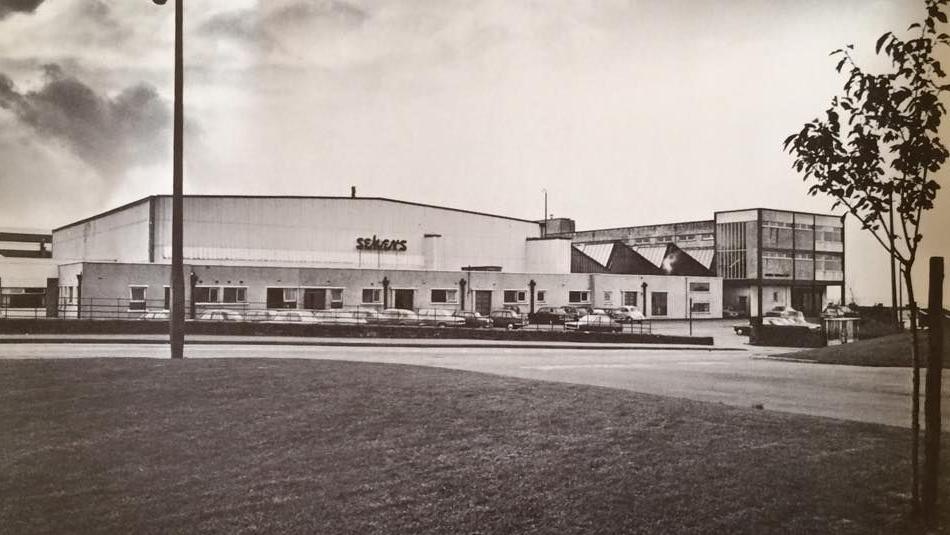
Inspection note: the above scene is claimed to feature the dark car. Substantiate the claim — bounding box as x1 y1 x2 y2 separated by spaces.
529 306 573 325
489 309 528 329
453 310 492 328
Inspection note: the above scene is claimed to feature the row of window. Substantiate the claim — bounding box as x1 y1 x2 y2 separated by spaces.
118 285 713 314
632 234 714 244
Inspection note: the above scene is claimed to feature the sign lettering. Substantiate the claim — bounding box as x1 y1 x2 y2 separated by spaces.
356 235 407 252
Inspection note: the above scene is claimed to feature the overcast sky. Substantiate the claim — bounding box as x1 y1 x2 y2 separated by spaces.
0 0 946 304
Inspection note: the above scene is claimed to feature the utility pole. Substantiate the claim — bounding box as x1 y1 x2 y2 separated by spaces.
542 189 548 237
154 0 185 359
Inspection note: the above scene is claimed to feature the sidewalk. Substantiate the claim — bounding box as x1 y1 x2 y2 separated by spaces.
0 333 746 352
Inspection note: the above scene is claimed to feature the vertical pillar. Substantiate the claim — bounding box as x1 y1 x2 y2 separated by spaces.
382 277 390 309
641 281 648 317
459 278 467 310
189 270 198 319
529 279 536 314
76 273 83 320
923 256 944 526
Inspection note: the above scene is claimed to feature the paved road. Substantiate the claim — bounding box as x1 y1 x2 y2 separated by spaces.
1 341 944 430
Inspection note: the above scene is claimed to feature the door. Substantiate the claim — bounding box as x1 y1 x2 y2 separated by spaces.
737 295 749 316
474 290 492 316
393 289 414 310
303 289 327 310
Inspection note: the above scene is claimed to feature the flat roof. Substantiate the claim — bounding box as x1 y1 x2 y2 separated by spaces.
53 195 540 232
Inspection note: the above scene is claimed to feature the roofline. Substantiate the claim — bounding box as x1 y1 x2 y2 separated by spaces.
53 195 539 232
53 196 154 233
567 219 715 235
713 207 844 219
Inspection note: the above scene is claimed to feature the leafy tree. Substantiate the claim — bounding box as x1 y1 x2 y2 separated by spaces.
784 0 948 517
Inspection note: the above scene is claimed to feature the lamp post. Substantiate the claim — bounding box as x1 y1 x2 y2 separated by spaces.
154 0 185 359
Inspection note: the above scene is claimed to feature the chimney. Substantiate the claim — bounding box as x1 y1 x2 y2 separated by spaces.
351 186 357 198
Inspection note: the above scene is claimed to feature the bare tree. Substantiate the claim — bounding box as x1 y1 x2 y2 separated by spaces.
784 0 948 515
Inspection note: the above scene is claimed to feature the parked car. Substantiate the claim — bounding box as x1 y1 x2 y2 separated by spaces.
565 313 622 333
416 308 466 327
821 303 858 318
266 310 320 323
722 306 745 318
610 306 645 323
489 309 528 329
244 310 274 322
197 309 245 322
311 310 368 325
139 310 169 320
346 308 382 324
376 308 421 326
453 310 492 328
571 306 595 318
734 307 821 335
529 306 573 325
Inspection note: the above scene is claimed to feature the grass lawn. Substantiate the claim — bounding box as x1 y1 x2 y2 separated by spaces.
785 330 949 368
0 358 947 534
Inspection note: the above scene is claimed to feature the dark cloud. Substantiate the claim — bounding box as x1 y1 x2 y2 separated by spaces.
0 66 170 178
0 0 44 20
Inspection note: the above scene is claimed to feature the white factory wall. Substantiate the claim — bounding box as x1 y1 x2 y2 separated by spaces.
524 237 572 274
152 197 542 272
52 199 151 263
0 257 58 287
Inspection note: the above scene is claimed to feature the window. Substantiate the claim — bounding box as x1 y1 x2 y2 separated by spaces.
129 286 147 311
689 281 710 292
503 290 526 303
691 301 710 313
362 288 382 304
430 289 458 304
569 291 590 303
773 291 780 301
164 287 171 310
222 287 247 303
603 291 612 302
677 234 695 241
536 290 546 302
193 286 219 303
650 292 668 316
622 291 638 306
266 287 297 309
329 289 344 309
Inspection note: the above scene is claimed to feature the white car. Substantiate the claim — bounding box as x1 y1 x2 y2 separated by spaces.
139 310 169 320
265 310 320 323
416 308 466 327
376 308 421 326
611 306 645 323
197 309 244 322
311 310 369 325
565 313 623 333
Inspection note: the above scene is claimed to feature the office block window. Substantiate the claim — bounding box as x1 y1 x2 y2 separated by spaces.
603 291 612 302
763 252 793 279
129 286 147 311
569 291 590 303
430 289 458 304
193 286 219 304
536 290 546 302
691 301 710 313
362 288 382 304
163 287 170 310
504 290 527 303
222 287 247 304
689 282 710 292
651 292 668 316
329 289 344 309
622 291 637 306
266 287 297 309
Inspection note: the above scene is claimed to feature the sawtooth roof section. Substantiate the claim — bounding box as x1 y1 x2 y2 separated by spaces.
574 242 613 268
632 245 669 268
682 248 715 270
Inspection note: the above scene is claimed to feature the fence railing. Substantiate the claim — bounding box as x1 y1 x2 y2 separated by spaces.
0 298 651 334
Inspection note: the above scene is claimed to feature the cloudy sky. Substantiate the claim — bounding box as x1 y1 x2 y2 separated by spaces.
0 0 946 304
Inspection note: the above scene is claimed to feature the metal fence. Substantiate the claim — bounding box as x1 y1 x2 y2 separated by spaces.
0 297 652 334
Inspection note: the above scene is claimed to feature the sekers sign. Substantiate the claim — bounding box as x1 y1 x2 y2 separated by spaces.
356 235 408 252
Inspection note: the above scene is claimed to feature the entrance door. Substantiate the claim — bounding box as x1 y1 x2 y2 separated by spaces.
303 289 327 310
737 295 749 316
792 287 821 317
474 290 492 316
393 289 414 310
